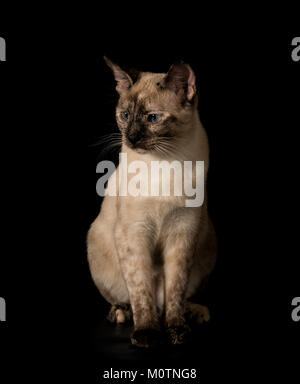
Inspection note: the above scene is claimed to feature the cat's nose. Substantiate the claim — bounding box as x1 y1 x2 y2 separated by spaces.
127 132 141 146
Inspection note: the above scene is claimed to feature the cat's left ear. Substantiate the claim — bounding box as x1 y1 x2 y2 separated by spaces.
104 56 133 94
163 62 196 101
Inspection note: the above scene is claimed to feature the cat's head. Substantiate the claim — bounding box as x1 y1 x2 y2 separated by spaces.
105 57 198 155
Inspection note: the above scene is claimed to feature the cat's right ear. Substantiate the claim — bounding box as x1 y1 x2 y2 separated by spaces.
162 62 196 102
104 56 133 95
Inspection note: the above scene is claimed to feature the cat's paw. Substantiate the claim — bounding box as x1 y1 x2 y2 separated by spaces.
107 303 132 324
131 328 161 348
166 324 191 345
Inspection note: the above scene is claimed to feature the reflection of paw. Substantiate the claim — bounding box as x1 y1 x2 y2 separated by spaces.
166 324 191 345
131 328 161 348
194 305 210 324
107 304 132 324
185 303 210 324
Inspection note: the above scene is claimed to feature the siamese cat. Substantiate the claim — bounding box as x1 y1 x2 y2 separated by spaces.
87 57 217 348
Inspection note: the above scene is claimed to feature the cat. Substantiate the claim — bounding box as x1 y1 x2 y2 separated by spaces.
87 57 217 348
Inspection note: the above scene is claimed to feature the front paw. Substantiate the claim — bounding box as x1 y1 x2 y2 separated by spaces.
166 324 191 345
131 328 161 348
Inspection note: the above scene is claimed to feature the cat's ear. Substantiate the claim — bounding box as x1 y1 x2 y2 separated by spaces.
104 56 133 94
163 62 196 101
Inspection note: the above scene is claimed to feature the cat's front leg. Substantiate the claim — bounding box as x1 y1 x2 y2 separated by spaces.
163 210 198 344
115 222 160 348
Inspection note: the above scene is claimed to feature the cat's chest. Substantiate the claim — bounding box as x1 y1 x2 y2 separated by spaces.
116 156 198 201
117 194 189 234
114 152 203 218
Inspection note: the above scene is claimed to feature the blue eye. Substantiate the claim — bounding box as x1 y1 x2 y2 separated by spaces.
121 111 130 121
148 114 161 123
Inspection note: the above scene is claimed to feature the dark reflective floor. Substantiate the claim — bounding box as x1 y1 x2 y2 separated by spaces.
90 316 221 370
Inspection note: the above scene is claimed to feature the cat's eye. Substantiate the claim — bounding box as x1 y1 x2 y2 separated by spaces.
121 111 130 121
148 114 161 123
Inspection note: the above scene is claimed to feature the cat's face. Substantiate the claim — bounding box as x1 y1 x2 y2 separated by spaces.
105 57 197 154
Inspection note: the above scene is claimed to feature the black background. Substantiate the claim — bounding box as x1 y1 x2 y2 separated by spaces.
0 8 299 383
